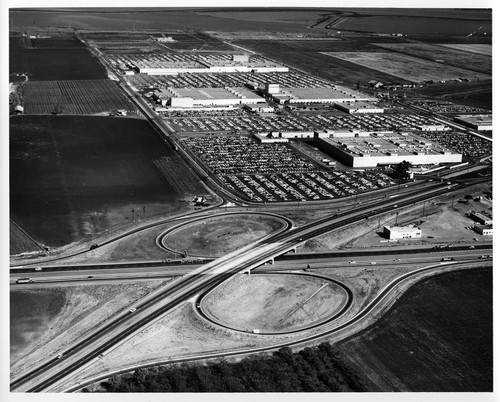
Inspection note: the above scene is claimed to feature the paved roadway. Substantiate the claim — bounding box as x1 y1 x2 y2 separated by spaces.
10 180 469 392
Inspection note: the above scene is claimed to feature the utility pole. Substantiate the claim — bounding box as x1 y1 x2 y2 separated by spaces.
132 208 135 221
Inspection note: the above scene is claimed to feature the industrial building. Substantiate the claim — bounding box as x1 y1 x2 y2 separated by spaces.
152 87 264 108
261 84 377 104
129 53 288 75
469 211 493 225
383 225 422 240
314 131 462 168
454 114 492 131
473 225 493 236
334 102 385 114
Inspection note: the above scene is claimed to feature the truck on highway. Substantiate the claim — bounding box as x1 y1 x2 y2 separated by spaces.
16 277 34 284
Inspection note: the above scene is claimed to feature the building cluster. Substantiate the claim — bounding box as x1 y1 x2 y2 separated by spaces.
112 53 289 75
469 211 493 236
454 114 493 131
315 131 462 168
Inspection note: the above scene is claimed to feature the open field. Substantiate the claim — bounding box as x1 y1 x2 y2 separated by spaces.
338 267 492 391
373 42 491 74
9 46 107 81
22 80 138 115
234 39 409 86
438 43 492 56
323 52 490 83
162 214 287 257
329 14 491 36
10 279 169 374
203 274 349 333
10 115 179 247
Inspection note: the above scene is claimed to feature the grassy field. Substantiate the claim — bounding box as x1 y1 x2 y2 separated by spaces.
203 274 349 332
22 80 138 115
9 46 107 81
10 115 179 247
338 267 493 391
324 52 490 83
234 39 412 86
438 43 492 56
373 43 491 75
162 214 287 257
11 289 66 356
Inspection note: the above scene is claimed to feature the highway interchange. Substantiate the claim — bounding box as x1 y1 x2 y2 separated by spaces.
9 32 493 393
10 176 492 392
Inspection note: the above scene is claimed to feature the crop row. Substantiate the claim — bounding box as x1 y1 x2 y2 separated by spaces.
22 80 138 115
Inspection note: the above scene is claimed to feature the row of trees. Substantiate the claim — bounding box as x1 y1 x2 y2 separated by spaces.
88 343 366 392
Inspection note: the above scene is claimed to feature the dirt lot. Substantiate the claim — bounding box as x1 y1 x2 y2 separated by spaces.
298 183 492 252
162 214 288 257
202 274 348 332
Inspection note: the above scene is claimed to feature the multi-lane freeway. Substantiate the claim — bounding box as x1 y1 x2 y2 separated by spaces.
11 179 479 392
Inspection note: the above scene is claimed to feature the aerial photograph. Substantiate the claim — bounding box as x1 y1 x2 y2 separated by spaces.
7 2 493 397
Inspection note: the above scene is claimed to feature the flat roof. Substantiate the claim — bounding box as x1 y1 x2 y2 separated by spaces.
321 132 457 157
455 114 493 126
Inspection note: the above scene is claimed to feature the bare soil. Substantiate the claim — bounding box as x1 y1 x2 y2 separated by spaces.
162 214 287 257
202 274 348 332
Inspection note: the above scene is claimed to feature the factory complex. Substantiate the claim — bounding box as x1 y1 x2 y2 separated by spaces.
315 131 462 168
114 53 289 75
453 114 493 131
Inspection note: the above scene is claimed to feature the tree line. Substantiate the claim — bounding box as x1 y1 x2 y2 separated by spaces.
87 342 367 392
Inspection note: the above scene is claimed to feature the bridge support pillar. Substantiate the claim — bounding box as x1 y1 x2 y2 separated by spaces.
269 258 274 265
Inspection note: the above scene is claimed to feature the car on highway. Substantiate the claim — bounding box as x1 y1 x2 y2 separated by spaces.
129 308 137 313
56 353 63 359
349 260 356 264
87 275 94 279
393 258 400 262
370 261 377 265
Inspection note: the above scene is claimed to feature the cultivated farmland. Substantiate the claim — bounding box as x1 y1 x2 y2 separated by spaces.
9 47 108 81
322 52 491 83
437 43 492 56
338 267 492 391
22 80 138 115
373 43 491 75
10 115 181 247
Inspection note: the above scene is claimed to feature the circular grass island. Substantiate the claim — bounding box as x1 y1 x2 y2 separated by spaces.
201 273 351 334
161 213 289 258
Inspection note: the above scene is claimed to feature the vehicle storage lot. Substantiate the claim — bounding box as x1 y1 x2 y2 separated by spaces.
300 113 444 131
182 135 394 202
221 171 394 203
169 114 310 133
417 131 492 157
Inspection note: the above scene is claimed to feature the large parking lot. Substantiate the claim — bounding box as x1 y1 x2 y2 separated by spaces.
169 114 311 134
220 170 395 202
181 135 395 202
182 136 317 175
300 113 444 131
416 131 492 158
